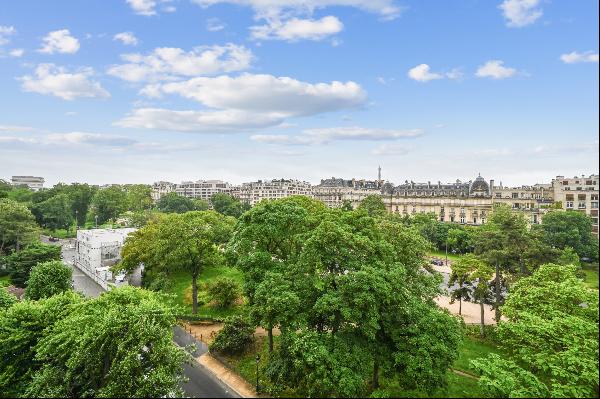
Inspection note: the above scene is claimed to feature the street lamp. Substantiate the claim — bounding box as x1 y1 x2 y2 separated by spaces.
255 354 261 393
74 210 79 231
95 215 98 228
445 241 448 266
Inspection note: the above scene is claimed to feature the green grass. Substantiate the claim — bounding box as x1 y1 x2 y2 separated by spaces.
0 275 11 287
581 262 599 290
453 335 503 376
428 249 462 262
166 265 245 318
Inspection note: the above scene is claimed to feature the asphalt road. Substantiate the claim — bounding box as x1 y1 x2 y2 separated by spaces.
43 236 236 398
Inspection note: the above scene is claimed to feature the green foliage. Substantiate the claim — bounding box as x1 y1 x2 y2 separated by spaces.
26 287 186 398
192 198 210 211
24 260 73 300
556 246 580 267
7 187 33 203
472 263 599 397
156 192 195 213
0 288 17 310
538 210 599 261
210 315 255 355
31 193 73 231
125 184 153 212
0 198 39 254
65 183 97 226
0 291 83 397
5 242 61 288
210 192 250 218
147 271 172 292
207 276 241 308
91 185 128 224
357 195 387 217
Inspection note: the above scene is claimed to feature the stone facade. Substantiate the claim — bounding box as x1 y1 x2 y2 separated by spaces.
175 180 236 203
551 175 599 234
238 179 312 206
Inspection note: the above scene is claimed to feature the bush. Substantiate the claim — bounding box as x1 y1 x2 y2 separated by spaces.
206 277 241 308
0 287 17 309
25 260 73 300
147 272 172 292
210 315 254 354
463 323 499 342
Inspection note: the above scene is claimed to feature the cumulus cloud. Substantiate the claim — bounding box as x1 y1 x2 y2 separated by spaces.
407 64 462 82
251 126 422 145
113 31 138 46
250 16 343 41
0 25 16 46
47 132 136 147
475 60 517 79
19 64 110 100
498 0 543 28
107 44 253 82
9 48 24 57
206 18 226 32
126 0 175 16
560 51 599 64
38 29 80 54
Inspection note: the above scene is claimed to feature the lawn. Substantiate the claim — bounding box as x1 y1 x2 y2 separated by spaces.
428 249 462 262
581 262 599 290
219 333 498 398
0 275 10 287
166 265 245 318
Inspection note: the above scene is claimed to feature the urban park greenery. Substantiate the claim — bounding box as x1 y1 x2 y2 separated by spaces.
24 260 73 300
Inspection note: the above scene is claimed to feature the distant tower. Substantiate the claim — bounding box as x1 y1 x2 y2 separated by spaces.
378 165 382 182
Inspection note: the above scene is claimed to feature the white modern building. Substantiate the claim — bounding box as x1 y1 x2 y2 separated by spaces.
175 180 236 202
11 175 44 191
75 228 136 290
239 179 313 206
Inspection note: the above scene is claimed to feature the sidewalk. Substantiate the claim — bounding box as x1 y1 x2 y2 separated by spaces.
197 353 259 398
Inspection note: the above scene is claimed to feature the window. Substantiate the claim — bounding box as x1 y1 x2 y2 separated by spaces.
566 201 574 208
578 202 586 209
591 201 598 209
592 194 599 201
566 194 574 201
460 216 466 224
586 180 593 185
578 194 586 200
512 192 519 198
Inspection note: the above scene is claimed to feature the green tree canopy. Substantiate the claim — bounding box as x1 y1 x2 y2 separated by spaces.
210 192 250 218
91 185 128 224
537 210 598 261
25 260 73 300
31 193 73 231
5 242 61 288
0 198 39 254
125 184 153 212
0 288 17 310
357 195 387 217
206 276 241 308
156 192 195 214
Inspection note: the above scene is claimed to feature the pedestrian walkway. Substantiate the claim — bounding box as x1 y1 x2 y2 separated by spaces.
435 296 498 325
197 354 259 398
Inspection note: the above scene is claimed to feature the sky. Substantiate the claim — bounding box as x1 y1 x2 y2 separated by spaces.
0 0 598 187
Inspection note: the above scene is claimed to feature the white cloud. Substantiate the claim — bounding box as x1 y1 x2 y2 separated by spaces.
560 51 599 64
250 16 343 41
107 44 253 82
0 136 39 145
38 29 80 54
0 125 35 132
498 0 543 28
149 73 366 116
206 18 226 32
0 25 16 46
47 132 137 147
193 0 403 20
113 32 138 46
475 60 517 79
408 64 443 82
371 143 412 155
19 64 110 100
126 0 174 15
251 126 422 145
9 48 24 57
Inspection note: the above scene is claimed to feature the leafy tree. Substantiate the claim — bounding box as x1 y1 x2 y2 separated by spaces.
156 192 195 213
538 210 598 261
211 193 249 218
207 276 241 308
357 195 387 217
91 185 128 224
65 183 97 226
341 199 354 211
125 184 153 212
0 198 39 254
27 287 186 398
448 256 474 315
5 242 61 287
471 264 599 397
210 315 255 355
0 288 17 309
556 246 580 267
121 211 235 313
25 260 73 300
192 198 210 211
31 193 73 231
0 291 83 397
0 180 12 199
7 187 33 203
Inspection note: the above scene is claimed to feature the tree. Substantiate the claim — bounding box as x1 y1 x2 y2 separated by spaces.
65 183 97 226
210 315 255 355
26 287 187 398
32 193 73 231
5 242 62 287
7 187 33 203
192 198 210 211
91 185 128 224
121 211 235 314
538 210 598 261
0 291 83 397
125 184 153 212
357 195 387 217
211 193 249 218
156 192 195 214
207 277 241 308
0 288 17 309
448 256 474 315
0 198 39 254
472 264 599 398
25 260 73 300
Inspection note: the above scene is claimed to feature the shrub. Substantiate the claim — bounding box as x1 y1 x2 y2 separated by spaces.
0 287 17 309
147 272 172 292
207 277 241 308
25 261 73 300
210 315 254 354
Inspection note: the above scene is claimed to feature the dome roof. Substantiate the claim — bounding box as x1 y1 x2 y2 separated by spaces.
469 174 489 195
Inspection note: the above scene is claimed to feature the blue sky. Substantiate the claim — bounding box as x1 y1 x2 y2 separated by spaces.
0 0 598 186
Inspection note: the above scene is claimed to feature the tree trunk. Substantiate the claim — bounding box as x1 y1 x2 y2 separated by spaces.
192 274 198 314
373 359 380 389
268 327 274 353
479 301 485 338
459 296 462 316
495 262 501 322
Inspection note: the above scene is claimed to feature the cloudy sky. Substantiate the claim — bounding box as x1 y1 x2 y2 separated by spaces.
0 0 598 187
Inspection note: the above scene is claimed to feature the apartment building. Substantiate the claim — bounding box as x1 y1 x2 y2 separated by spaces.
11 175 44 191
313 177 383 208
151 181 177 201
552 175 599 233
239 179 312 206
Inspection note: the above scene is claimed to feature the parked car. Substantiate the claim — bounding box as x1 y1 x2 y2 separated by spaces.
48 236 59 242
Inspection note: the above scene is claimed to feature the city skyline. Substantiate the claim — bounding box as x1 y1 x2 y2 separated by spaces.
1 0 598 186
